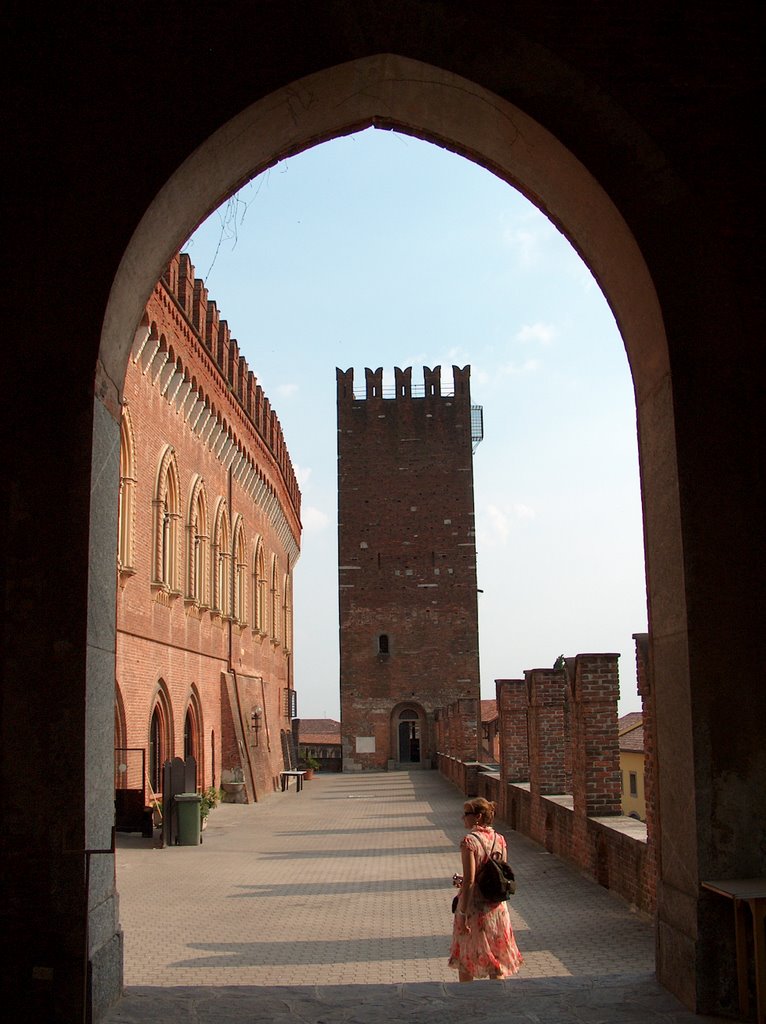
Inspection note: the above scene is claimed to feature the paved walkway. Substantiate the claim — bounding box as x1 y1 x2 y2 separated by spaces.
105 771 722 1022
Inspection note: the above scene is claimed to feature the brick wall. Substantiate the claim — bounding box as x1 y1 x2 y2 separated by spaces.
115 252 301 802
437 648 655 915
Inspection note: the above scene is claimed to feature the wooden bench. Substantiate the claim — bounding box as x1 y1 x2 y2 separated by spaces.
702 878 766 1023
280 769 307 793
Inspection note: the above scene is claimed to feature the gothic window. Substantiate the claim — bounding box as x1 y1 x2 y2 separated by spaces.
378 634 390 655
270 554 281 643
252 539 266 634
148 682 172 795
283 571 293 652
118 407 136 573
232 516 247 625
152 447 181 592
187 477 209 607
184 689 202 788
211 499 231 616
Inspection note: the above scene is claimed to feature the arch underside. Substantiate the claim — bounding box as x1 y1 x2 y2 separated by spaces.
96 53 696 1013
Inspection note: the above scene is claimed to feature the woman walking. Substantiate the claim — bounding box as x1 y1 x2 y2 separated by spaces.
449 797 523 982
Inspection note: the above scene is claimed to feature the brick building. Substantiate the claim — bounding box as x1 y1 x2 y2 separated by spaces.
297 718 342 772
337 365 482 770
115 252 301 806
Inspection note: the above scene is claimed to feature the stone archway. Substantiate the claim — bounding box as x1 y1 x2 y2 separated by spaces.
94 54 692 1012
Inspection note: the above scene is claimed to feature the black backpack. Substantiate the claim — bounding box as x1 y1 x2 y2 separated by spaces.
475 832 516 903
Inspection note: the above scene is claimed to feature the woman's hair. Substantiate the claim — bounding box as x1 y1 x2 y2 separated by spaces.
464 797 497 825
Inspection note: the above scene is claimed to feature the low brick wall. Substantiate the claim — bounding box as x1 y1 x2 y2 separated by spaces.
439 761 654 915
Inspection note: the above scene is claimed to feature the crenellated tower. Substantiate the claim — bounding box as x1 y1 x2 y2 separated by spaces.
337 365 482 771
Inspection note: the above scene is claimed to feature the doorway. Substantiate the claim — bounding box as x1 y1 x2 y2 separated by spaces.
397 709 421 764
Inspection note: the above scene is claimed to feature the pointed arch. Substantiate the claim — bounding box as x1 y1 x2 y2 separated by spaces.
283 569 293 653
232 515 248 625
186 476 209 607
152 446 181 592
184 686 203 788
148 681 173 796
118 404 137 573
211 498 231 616
270 553 281 644
252 537 266 635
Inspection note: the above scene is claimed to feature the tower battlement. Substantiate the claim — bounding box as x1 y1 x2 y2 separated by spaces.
336 365 471 402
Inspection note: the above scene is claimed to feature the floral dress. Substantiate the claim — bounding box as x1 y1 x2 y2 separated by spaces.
448 826 523 979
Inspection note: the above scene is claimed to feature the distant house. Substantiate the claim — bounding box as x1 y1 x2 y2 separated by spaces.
619 712 646 820
297 718 342 772
480 699 500 764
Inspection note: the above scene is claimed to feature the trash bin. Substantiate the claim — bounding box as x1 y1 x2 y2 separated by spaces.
175 792 201 846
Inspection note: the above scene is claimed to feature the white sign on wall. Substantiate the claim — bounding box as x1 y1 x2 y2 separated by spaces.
356 736 375 753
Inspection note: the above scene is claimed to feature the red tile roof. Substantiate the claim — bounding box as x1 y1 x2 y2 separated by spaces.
480 699 498 723
618 713 644 752
298 718 341 745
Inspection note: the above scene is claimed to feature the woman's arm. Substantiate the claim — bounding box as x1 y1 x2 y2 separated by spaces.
456 842 476 928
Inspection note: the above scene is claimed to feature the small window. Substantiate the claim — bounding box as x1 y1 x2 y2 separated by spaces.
629 772 638 797
378 634 389 655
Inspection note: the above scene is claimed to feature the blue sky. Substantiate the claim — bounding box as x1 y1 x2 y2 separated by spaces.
185 127 646 719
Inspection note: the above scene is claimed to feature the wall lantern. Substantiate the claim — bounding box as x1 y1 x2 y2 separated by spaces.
251 706 263 731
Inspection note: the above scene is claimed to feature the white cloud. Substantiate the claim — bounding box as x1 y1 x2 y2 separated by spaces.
498 358 541 376
276 382 299 398
477 502 537 548
501 223 541 266
294 464 312 489
486 504 510 545
301 505 330 533
513 503 536 521
515 322 556 346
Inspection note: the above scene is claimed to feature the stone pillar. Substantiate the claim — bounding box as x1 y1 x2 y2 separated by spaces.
455 697 479 763
571 653 621 818
634 633 657 905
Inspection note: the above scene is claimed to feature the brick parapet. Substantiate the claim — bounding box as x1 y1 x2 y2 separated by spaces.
496 678 529 783
526 668 567 796
438 647 655 916
571 653 622 818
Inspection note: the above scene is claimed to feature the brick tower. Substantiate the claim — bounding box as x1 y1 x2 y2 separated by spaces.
337 365 482 771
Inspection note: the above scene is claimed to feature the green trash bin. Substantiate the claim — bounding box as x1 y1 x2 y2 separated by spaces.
175 792 201 846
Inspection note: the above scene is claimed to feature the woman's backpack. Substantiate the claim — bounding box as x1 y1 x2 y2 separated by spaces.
475 832 516 903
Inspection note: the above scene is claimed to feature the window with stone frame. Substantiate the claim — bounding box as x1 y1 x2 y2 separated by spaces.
152 446 181 593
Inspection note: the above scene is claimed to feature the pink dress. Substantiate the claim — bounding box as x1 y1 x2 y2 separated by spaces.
448 826 523 979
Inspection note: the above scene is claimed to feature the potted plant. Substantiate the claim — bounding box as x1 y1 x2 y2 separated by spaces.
301 753 320 780
199 786 221 828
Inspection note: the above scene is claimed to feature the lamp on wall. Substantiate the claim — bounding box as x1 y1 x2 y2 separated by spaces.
251 706 263 732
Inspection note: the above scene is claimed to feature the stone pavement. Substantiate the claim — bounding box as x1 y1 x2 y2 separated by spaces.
105 771 723 1023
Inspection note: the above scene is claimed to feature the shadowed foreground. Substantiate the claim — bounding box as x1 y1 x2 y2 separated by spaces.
106 772 723 1022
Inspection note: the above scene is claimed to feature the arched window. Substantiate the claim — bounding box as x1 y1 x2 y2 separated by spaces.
152 446 181 592
118 406 136 573
148 684 172 795
211 499 231 616
283 571 293 652
232 516 247 625
378 634 390 655
184 689 202 789
186 477 209 607
252 539 266 634
270 554 281 643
